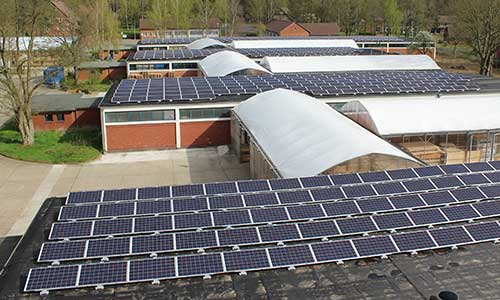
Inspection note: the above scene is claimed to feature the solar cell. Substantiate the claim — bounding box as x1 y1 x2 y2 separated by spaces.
484 172 500 183
479 185 500 198
213 210 251 226
98 202 135 217
407 209 448 225
358 171 390 183
373 182 407 195
336 217 378 234
312 240 357 262
129 257 175 281
420 191 457 205
357 197 393 213
386 168 418 180
391 231 436 251
204 182 238 195
488 161 500 170
431 176 464 188
330 173 362 185
287 204 325 219
176 230 218 249
79 261 127 285
50 221 93 239
297 220 339 238
464 162 494 172
132 234 174 253
38 241 86 261
138 186 170 199
342 185 377 198
465 222 500 241
174 213 212 229
300 175 332 187
277 190 313 204
237 180 270 192
103 188 136 202
172 198 208 212
250 207 289 223
224 249 270 271
441 205 480 221
451 187 485 202
322 201 360 216
136 200 171 215
243 193 279 206
59 205 98 220
87 238 130 257
209 195 244 209
310 187 345 201
429 227 473 246
269 178 302 190
352 236 397 256
389 194 425 209
438 164 469 174
413 166 444 177
458 174 490 185
172 184 204 197
218 227 260 246
25 265 79 291
259 224 301 242
402 179 436 192
268 245 315 267
177 253 224 276
373 213 413 230
67 191 101 205
472 200 500 216
135 215 173 232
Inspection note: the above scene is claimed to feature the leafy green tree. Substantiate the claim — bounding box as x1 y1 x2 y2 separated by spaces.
148 0 170 32
409 30 434 54
400 0 426 36
383 0 403 35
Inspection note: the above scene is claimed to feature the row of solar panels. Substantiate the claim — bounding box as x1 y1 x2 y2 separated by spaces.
59 171 500 221
108 70 478 104
40 191 500 263
67 162 500 205
128 47 364 61
137 35 410 45
49 184 500 240
25 220 500 292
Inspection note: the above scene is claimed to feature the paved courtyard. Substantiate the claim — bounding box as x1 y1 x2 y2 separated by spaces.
0 146 249 237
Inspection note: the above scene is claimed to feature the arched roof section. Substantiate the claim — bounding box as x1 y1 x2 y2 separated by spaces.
233 89 420 178
260 55 440 73
198 50 272 77
186 37 228 50
231 39 359 49
340 94 500 136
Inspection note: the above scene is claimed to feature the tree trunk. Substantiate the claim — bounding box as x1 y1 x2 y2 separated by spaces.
17 108 35 146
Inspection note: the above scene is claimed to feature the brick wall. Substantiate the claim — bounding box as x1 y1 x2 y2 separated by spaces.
98 50 133 61
77 67 127 82
106 123 176 151
280 24 309 37
180 120 231 147
33 108 100 131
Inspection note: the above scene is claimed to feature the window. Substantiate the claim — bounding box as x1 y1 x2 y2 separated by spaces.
105 110 175 123
171 62 198 70
44 114 53 122
180 107 231 120
56 113 64 122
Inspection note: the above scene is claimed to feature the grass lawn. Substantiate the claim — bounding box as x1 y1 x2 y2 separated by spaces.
61 78 113 94
0 122 102 164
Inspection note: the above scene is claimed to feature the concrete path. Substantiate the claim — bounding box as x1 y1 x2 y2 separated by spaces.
0 147 249 237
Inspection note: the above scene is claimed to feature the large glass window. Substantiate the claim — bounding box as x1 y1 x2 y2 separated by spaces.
171 62 198 70
180 107 231 120
105 110 175 123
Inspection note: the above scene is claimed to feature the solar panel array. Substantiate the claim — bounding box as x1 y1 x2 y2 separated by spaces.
137 35 411 45
128 47 364 61
23 161 500 293
108 71 479 104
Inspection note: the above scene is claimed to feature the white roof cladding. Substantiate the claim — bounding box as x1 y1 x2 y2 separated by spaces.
233 88 419 178
260 55 440 73
341 93 500 136
231 39 359 49
198 50 272 77
186 37 227 50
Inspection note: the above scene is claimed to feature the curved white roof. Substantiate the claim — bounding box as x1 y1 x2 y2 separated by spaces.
233 89 419 178
261 55 440 73
231 39 359 49
186 37 227 50
342 94 500 136
198 50 271 77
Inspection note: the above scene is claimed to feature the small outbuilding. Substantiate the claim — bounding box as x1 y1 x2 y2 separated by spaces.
198 50 271 77
341 94 500 164
232 88 421 178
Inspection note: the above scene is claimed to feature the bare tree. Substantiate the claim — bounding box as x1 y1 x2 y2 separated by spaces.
228 0 242 36
453 0 500 76
0 0 54 145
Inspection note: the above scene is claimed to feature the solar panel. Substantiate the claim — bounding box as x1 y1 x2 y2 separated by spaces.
484 172 500 183
268 245 315 266
132 234 174 254
472 200 500 216
129 257 175 281
391 231 436 251
402 179 436 192
342 185 377 198
224 249 270 271
479 185 500 198
25 265 79 291
135 216 173 232
372 182 407 195
59 205 98 220
172 184 204 197
218 227 260 246
386 168 418 180
174 213 212 229
310 187 345 201
358 171 390 183
441 205 480 221
204 182 238 195
136 200 171 215
269 178 302 190
458 174 490 185
389 194 425 209
311 240 357 262
103 188 136 202
439 164 469 174
464 162 494 172
277 190 313 204
407 209 448 225
50 221 93 239
322 201 360 216
352 236 397 257
488 161 500 170
300 175 332 188
138 186 170 199
79 261 127 285
172 198 208 212
259 224 301 242
38 241 86 261
429 227 473 246
373 213 413 230
431 176 464 188
451 187 485 201
464 222 500 241
413 166 444 177
287 204 325 219
250 207 289 223
297 220 339 238
176 231 218 249
420 191 457 205
336 217 377 234
86 238 130 257
98 202 135 217
177 253 224 276
66 191 101 205
243 193 279 206
237 180 270 192
213 210 251 226
330 173 362 185
357 197 393 213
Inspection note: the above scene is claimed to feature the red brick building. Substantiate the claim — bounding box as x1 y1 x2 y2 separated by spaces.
139 19 220 40
265 20 309 37
32 94 101 131
76 61 127 83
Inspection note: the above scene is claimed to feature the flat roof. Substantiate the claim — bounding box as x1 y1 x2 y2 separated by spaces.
137 35 412 45
32 94 100 113
78 60 126 69
100 70 479 107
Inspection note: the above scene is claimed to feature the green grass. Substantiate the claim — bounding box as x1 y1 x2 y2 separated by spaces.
61 77 113 94
0 123 102 164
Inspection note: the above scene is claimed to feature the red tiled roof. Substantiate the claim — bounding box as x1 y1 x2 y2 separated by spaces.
265 20 294 33
300 23 339 36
